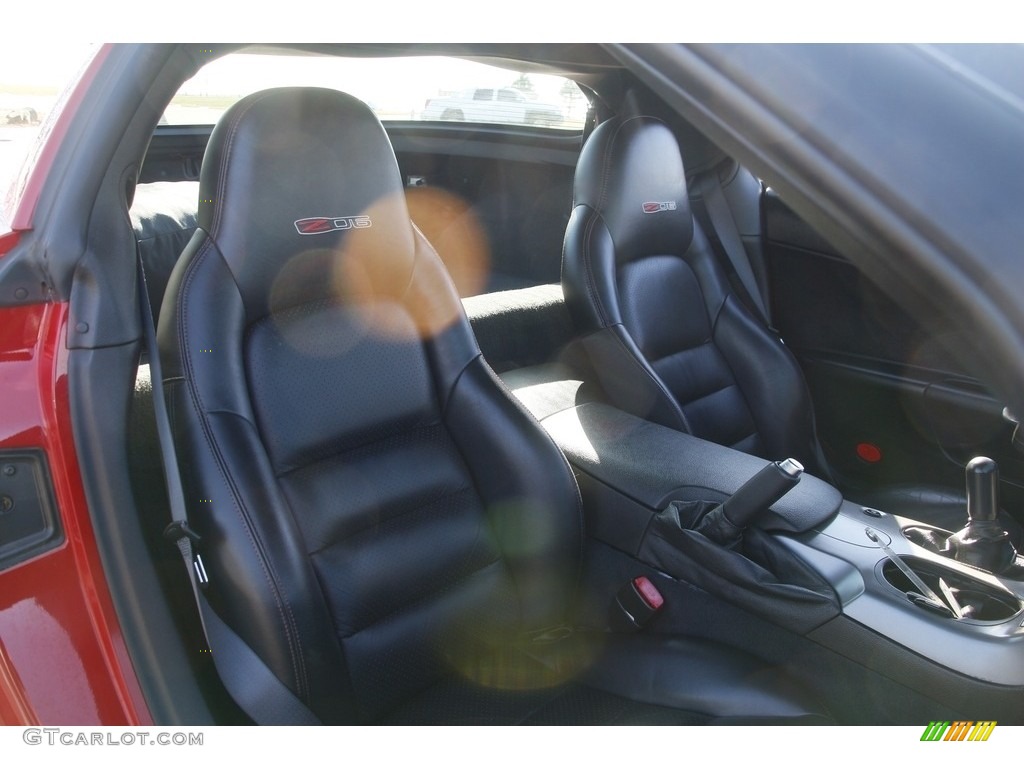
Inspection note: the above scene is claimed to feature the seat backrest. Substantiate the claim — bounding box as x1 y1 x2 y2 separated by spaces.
561 115 821 467
157 88 583 723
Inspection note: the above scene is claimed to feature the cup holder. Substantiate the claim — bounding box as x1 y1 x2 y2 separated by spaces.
881 556 1022 622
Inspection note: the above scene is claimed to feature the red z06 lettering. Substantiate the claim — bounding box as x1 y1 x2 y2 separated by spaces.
642 201 677 214
294 215 372 234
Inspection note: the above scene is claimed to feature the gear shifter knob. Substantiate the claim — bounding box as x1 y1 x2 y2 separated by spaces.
944 456 1017 573
966 456 999 523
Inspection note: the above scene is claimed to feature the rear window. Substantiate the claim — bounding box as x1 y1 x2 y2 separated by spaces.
165 52 589 131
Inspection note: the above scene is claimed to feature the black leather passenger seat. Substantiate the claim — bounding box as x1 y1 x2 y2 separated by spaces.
559 113 1002 537
562 116 821 465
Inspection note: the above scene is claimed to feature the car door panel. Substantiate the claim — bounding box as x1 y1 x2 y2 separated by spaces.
764 189 1024 512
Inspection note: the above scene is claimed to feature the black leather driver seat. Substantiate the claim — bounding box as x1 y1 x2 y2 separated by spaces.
156 88 828 724
561 115 1014 538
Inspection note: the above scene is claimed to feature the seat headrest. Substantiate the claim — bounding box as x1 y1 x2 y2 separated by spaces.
573 116 694 263
197 87 416 319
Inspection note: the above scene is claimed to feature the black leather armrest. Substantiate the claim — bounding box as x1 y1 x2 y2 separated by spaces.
540 402 842 533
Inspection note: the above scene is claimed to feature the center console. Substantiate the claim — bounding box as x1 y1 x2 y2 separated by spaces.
528 398 1024 705
781 499 1024 684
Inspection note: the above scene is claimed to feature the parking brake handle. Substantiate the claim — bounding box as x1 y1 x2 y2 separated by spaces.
695 459 804 547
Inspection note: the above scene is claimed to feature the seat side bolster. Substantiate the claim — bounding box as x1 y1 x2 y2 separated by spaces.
578 325 690 433
444 358 585 629
563 206 622 333
713 295 823 472
160 239 354 723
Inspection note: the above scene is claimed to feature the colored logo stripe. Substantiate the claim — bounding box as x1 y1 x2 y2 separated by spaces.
968 722 997 741
921 721 949 741
945 721 973 741
920 720 996 742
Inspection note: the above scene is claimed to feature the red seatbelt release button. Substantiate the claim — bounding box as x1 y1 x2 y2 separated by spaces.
633 576 664 610
610 576 665 632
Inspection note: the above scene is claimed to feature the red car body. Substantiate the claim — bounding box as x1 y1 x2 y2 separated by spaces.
0 45 150 725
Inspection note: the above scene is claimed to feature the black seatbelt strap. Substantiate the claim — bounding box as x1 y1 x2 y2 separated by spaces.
695 171 771 325
136 253 321 725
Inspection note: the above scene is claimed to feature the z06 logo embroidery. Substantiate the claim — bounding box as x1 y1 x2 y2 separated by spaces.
294 216 372 235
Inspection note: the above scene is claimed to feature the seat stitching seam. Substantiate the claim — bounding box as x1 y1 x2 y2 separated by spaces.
273 420 444 479
581 209 609 327
673 381 740 409
648 338 716 367
305 484 477 558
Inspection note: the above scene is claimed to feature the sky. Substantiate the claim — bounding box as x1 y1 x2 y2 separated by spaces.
0 1 1021 51
0 42 96 90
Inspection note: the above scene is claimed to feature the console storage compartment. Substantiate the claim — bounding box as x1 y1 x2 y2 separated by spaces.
879 555 1022 622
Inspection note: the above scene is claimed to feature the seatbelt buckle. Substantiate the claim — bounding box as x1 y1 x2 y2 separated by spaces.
609 576 664 632
163 520 202 544
163 521 209 586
